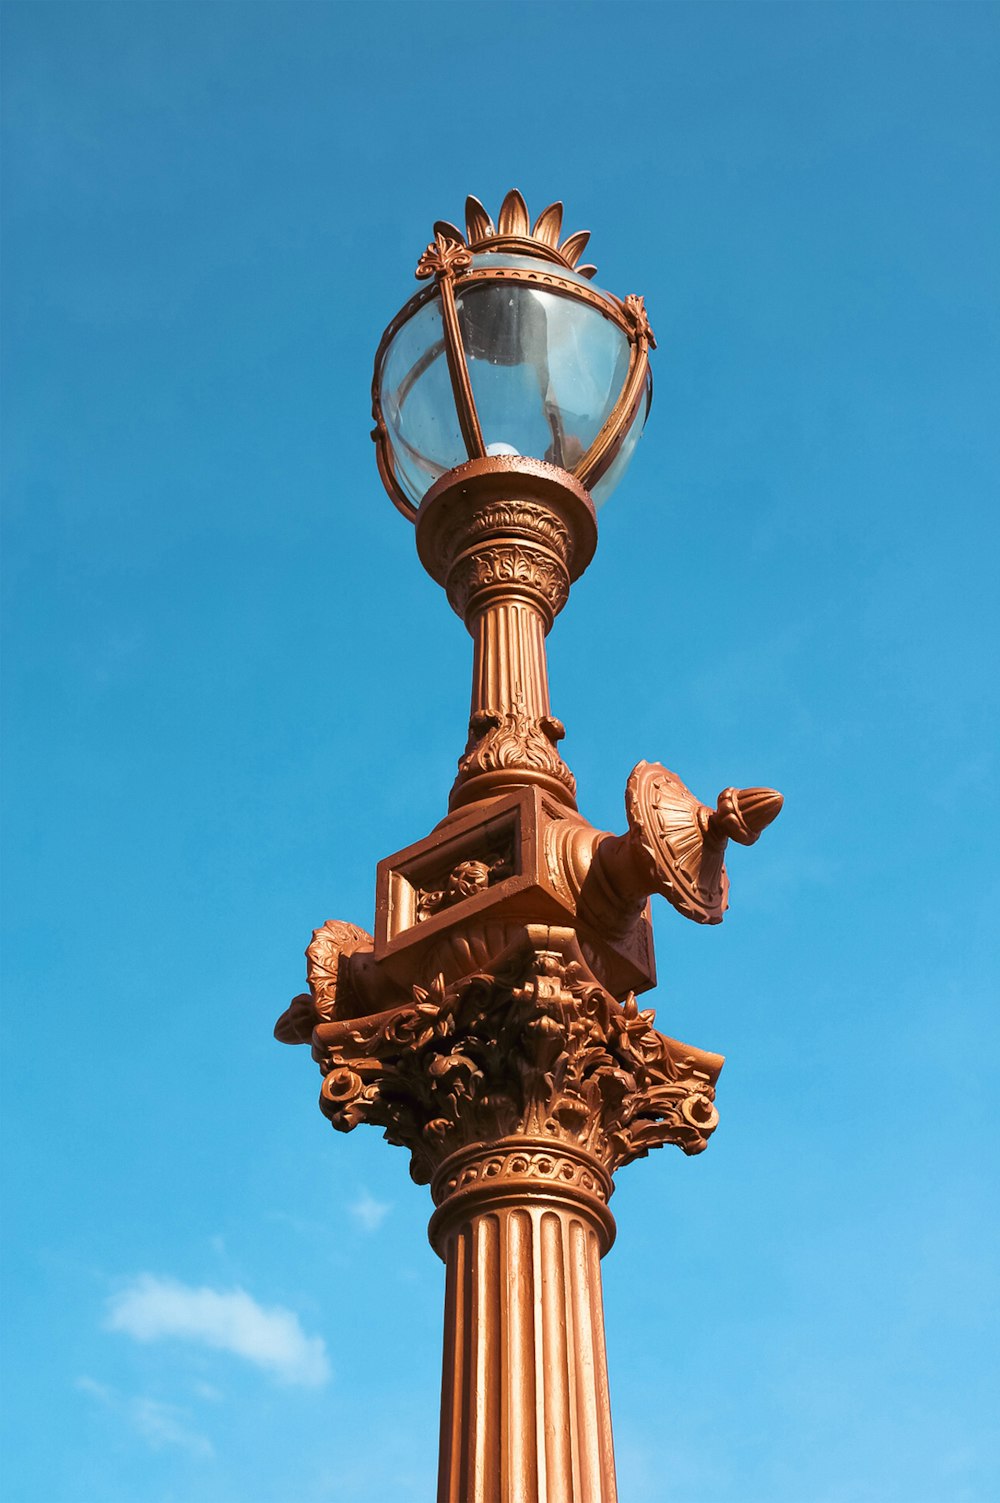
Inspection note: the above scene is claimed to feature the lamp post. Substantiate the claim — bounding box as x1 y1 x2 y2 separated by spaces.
276 191 782 1503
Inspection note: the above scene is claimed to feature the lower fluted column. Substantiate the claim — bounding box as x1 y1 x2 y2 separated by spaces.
428 1139 618 1503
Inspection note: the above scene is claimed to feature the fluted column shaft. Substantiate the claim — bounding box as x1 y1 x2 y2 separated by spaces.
470 597 552 723
429 1141 618 1503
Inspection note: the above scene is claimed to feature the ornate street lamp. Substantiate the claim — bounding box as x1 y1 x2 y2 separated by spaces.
276 191 782 1503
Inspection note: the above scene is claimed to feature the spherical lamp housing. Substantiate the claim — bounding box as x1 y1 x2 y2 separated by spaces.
371 191 655 521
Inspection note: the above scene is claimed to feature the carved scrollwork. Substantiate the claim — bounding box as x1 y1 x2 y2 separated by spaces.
306 921 373 1016
621 293 656 349
274 919 389 1043
415 233 473 282
446 543 570 620
308 927 722 1186
454 706 576 799
417 858 510 920
457 501 572 558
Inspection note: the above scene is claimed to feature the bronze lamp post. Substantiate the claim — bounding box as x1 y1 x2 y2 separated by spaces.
276 191 782 1502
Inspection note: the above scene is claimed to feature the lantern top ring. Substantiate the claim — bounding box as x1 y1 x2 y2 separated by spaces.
371 190 655 523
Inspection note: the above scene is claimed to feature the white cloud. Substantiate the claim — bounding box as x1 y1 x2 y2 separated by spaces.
349 1189 391 1233
76 1376 212 1458
106 1275 330 1388
131 1397 214 1458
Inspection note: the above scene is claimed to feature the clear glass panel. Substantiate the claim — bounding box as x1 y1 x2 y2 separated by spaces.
590 369 653 508
455 276 630 472
380 293 465 507
377 263 640 508
469 252 605 290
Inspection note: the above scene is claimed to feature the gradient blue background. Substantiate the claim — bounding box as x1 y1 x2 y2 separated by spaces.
3 3 998 1499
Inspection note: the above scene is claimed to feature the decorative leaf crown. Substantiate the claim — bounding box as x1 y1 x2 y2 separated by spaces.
431 190 598 280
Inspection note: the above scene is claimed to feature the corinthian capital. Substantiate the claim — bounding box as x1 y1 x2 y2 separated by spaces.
305 926 722 1186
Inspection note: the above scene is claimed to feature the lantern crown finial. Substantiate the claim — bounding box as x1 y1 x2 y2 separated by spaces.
427 190 598 280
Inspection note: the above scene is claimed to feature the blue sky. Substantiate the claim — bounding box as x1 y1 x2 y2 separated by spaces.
2 2 998 1500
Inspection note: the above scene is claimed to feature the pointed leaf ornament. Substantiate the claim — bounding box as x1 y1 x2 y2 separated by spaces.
558 230 591 268
464 195 494 242
446 190 599 277
532 202 564 246
497 189 530 236
433 219 465 245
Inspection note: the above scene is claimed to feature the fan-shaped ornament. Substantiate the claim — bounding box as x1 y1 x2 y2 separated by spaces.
624 762 784 925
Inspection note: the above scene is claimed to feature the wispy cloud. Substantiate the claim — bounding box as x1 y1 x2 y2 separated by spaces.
192 1380 223 1403
76 1376 212 1458
131 1397 214 1457
106 1275 330 1387
349 1189 391 1233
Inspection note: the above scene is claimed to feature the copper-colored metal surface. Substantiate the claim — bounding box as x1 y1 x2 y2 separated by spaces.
582 294 655 491
430 1137 617 1503
415 235 486 462
417 458 595 810
590 762 784 926
278 194 784 1502
454 190 598 278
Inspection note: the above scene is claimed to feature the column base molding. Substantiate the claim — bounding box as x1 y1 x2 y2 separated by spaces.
429 1137 616 1259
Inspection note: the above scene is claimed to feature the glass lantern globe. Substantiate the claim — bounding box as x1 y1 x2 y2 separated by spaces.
372 193 654 522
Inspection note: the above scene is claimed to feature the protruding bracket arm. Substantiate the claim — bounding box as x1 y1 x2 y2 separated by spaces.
586 763 783 928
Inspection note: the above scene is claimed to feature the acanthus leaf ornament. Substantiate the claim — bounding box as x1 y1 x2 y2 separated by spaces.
453 700 576 801
274 918 373 1042
415 232 473 282
622 292 657 348
274 918 399 1043
303 927 722 1188
444 542 571 622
